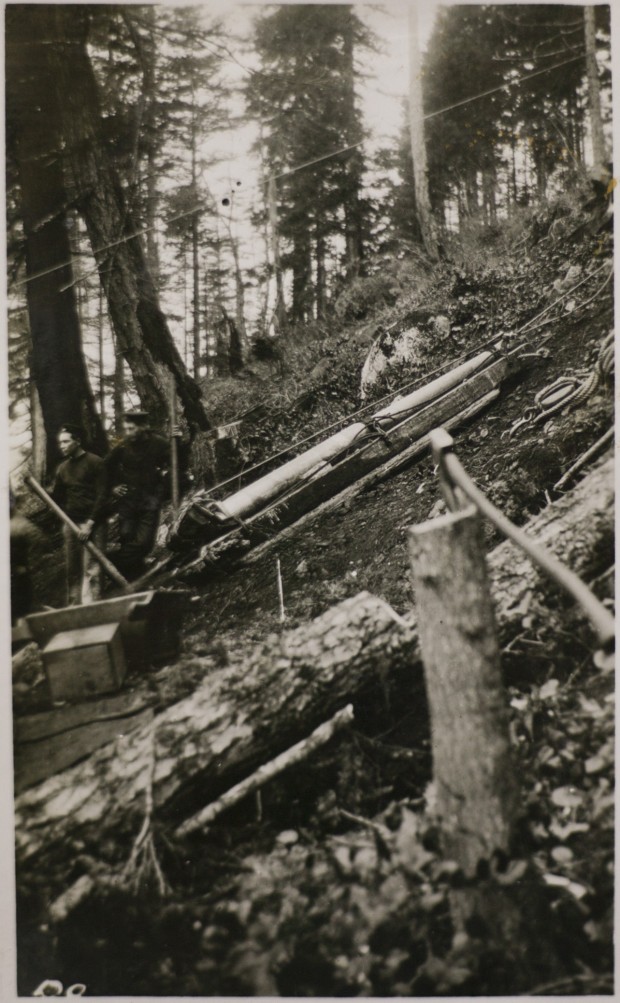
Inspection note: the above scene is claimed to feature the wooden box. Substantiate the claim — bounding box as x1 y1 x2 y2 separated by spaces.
18 590 185 673
42 622 127 702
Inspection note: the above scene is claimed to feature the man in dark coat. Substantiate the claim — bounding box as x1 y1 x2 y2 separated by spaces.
51 425 106 605
102 410 177 580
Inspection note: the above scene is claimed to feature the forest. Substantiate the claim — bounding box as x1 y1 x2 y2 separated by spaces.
6 3 614 997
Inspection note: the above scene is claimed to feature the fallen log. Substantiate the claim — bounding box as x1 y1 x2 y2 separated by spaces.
242 388 500 568
159 387 501 584
15 592 417 883
169 355 512 566
189 348 501 534
14 456 614 897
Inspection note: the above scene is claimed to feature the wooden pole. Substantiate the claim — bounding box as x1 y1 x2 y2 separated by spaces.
407 504 518 877
553 428 613 492
169 374 180 514
276 557 285 622
176 704 354 837
24 474 130 591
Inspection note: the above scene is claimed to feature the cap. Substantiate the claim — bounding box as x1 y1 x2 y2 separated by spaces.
59 423 83 440
123 410 150 425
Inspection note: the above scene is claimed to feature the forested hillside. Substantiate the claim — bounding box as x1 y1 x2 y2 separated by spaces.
6 3 614 997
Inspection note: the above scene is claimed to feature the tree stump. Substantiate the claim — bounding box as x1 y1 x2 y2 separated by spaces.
408 504 518 875
408 504 563 988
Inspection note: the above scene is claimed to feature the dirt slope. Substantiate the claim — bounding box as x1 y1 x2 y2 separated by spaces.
175 195 613 658
16 190 614 996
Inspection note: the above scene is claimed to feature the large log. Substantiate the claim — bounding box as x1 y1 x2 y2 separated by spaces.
170 355 511 559
197 389 501 575
215 349 498 524
14 456 614 894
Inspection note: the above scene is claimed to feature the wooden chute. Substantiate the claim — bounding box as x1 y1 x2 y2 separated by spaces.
171 348 506 553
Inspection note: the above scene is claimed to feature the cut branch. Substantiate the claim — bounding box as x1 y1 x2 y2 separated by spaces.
177 704 354 837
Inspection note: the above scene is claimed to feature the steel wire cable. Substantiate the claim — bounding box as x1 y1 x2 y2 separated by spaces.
14 53 587 291
191 260 612 499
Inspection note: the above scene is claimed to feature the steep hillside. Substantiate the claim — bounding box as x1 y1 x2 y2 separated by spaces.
179 185 613 635
16 187 614 996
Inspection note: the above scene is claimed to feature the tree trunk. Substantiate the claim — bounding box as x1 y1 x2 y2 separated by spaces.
14 456 613 895
583 6 609 178
29 375 47 482
229 232 247 349
122 6 160 281
408 505 564 993
482 164 497 223
46 7 210 434
408 504 518 876
98 285 106 423
316 230 327 318
408 7 438 259
292 230 313 322
465 165 479 217
113 340 126 437
6 7 107 467
267 172 287 334
342 16 364 278
190 113 202 379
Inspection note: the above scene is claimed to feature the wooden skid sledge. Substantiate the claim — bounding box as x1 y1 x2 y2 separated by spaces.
171 354 513 570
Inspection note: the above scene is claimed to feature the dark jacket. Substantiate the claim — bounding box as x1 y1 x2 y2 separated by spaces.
99 430 172 517
52 450 106 523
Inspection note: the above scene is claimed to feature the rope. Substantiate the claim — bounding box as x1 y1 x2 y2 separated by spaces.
506 330 613 436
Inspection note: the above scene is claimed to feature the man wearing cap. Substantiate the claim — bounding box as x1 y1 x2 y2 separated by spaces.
102 410 176 580
51 425 107 605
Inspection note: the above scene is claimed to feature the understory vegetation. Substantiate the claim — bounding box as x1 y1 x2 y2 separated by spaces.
17 179 614 997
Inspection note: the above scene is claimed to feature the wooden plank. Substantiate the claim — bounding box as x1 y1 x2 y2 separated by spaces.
14 690 152 743
14 705 154 794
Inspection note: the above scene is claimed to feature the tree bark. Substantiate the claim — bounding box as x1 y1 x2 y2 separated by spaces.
342 14 364 278
583 7 608 177
408 505 518 875
267 175 287 333
122 7 160 281
6 7 107 467
47 7 210 434
29 375 47 481
408 8 439 259
14 456 613 895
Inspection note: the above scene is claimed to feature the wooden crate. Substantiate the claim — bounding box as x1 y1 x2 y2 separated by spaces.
42 622 127 702
17 590 185 673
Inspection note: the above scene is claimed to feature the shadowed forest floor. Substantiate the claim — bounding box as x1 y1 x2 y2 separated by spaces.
16 190 614 996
